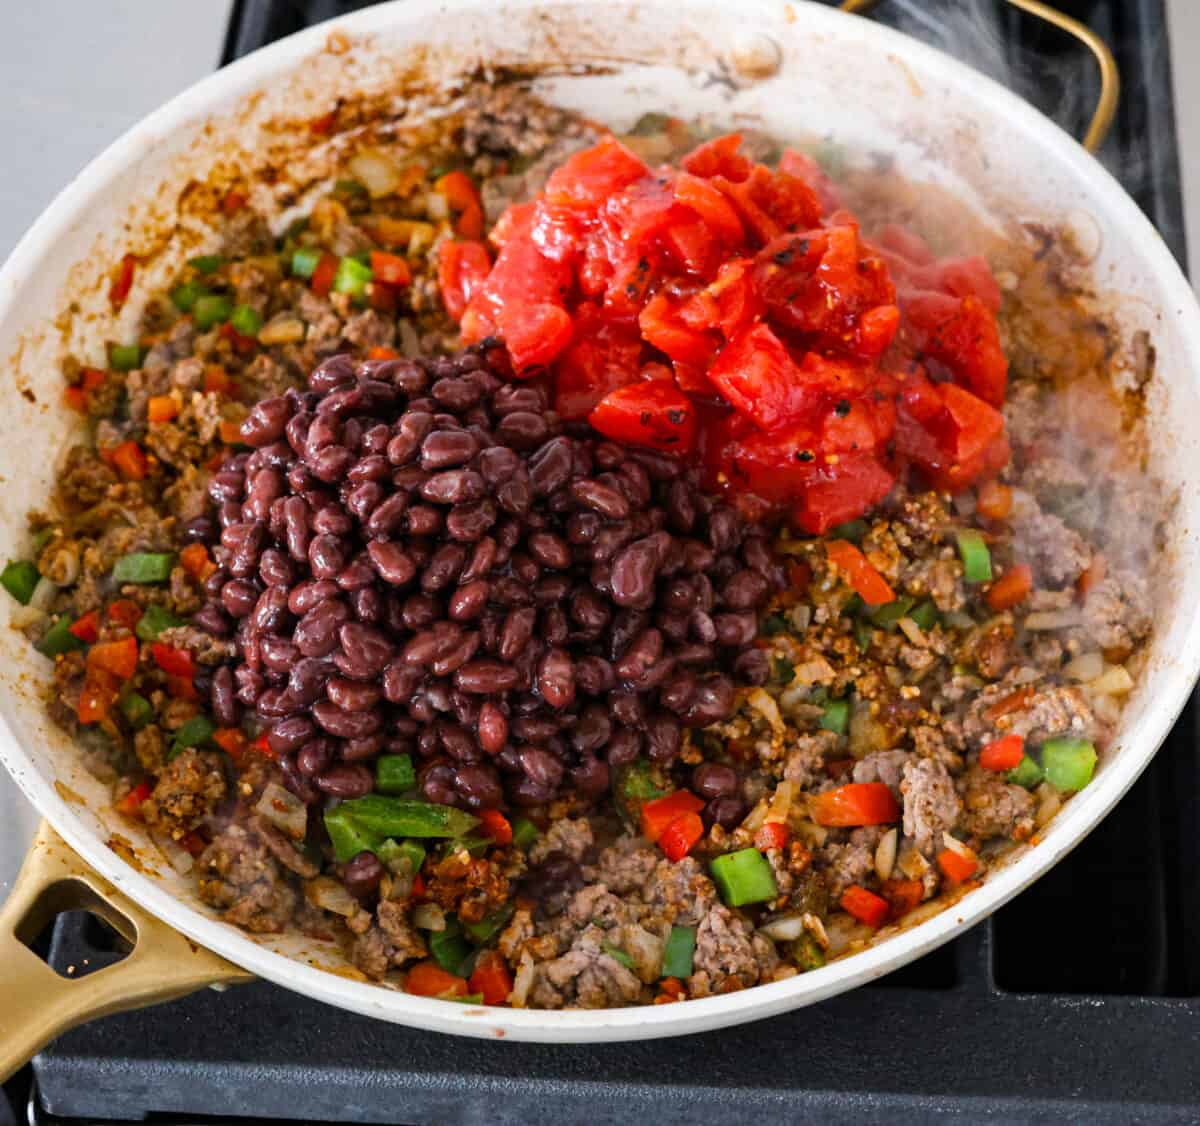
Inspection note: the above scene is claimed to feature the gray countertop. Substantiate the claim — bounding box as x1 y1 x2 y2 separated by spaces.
0 0 1196 897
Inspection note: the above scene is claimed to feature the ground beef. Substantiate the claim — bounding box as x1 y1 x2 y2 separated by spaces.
782 731 840 788
995 683 1097 744
640 856 717 927
688 904 777 996
141 748 226 836
425 850 510 924
853 749 909 792
58 447 117 508
901 757 961 856
162 464 210 523
132 725 168 773
818 826 882 897
352 899 428 979
155 624 237 666
1011 491 1091 588
529 817 594 865
198 823 298 933
958 766 1035 842
342 309 396 351
170 356 206 392
586 838 659 896
1081 571 1152 651
249 813 319 878
527 929 643 1009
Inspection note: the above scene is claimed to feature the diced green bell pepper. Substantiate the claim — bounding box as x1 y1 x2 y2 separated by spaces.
334 179 367 197
230 304 262 337
1040 738 1097 792
819 698 849 736
108 344 142 372
429 915 473 976
324 805 383 863
332 255 373 299
135 603 183 642
870 595 915 629
170 715 216 759
661 925 696 978
510 816 539 851
771 655 795 685
1006 754 1045 789
37 615 85 657
112 553 174 584
854 618 874 653
908 600 939 631
375 753 416 794
602 943 635 971
828 519 868 543
193 294 233 330
1 560 40 605
170 281 206 313
956 529 993 583
291 247 322 279
446 992 485 1005
761 613 790 637
188 254 225 275
462 903 515 945
792 932 826 972
710 848 779 907
119 691 154 730
376 837 426 877
334 795 479 839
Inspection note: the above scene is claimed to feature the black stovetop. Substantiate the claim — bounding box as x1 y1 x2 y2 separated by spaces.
19 1 1196 1122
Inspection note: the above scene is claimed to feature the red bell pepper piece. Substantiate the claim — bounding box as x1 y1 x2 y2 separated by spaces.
108 253 137 310
109 440 149 482
478 808 513 846
937 847 979 885
369 250 413 287
880 877 925 920
310 253 338 299
106 599 143 631
151 643 195 679
659 812 705 862
468 950 514 1006
87 637 139 680
979 734 1025 772
77 668 120 725
114 779 154 818
840 885 889 928
405 961 469 998
437 240 492 322
986 564 1033 612
754 821 790 851
809 783 900 827
825 540 895 606
68 610 100 644
640 790 705 842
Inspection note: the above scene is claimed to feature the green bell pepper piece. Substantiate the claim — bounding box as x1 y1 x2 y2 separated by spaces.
112 553 174 584
376 837 426 877
135 603 184 642
375 753 416 794
230 304 262 337
193 294 233 330
291 246 322 279
335 795 479 839
108 344 142 372
956 529 993 583
170 281 206 313
907 600 939 631
169 715 215 759
462 903 515 945
119 691 154 730
510 816 539 851
188 254 225 275
711 848 779 907
661 925 696 978
792 932 826 972
1006 755 1045 789
1041 738 1097 792
819 698 849 736
37 615 85 657
332 255 373 299
429 916 473 976
1 560 40 605
828 519 868 543
324 805 383 863
602 943 635 971
870 595 915 629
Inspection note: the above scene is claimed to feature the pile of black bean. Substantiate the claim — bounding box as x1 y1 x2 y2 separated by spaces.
189 346 783 815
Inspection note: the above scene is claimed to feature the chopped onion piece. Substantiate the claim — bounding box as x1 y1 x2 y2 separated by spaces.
348 147 403 198
748 688 785 737
1034 781 1062 828
766 780 795 824
1009 666 1042 685
875 828 898 881
788 604 812 632
791 656 836 686
897 617 926 647
742 797 769 833
1063 651 1105 682
258 315 306 346
255 781 307 841
412 903 446 931
942 610 976 631
942 832 976 861
152 830 194 875
510 952 535 1008
10 605 47 629
1023 609 1082 631
30 576 59 612
622 923 666 984
425 190 450 221
759 914 809 941
305 876 359 917
1089 664 1134 695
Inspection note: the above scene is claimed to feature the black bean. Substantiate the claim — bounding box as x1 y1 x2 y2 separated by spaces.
683 674 736 727
574 655 615 695
454 763 503 809
455 660 519 694
261 634 300 673
646 713 682 762
498 606 537 662
221 578 260 619
421 543 466 592
570 478 630 519
448 579 489 621
722 568 771 611
343 851 385 897
211 665 238 727
430 631 480 677
606 727 642 767
365 540 416 587
297 738 336 778
714 610 758 647
334 622 394 679
268 715 317 755
315 763 374 798
313 700 382 739
733 647 770 686
288 657 332 705
381 661 422 704
477 702 508 755
309 353 357 393
707 795 745 829
294 600 349 658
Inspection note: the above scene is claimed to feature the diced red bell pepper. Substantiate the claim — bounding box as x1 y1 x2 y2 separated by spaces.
825 540 895 605
437 240 492 322
114 779 153 818
405 961 469 998
659 812 705 862
809 782 900 827
77 668 120 725
980 734 1025 772
203 365 234 395
165 674 198 701
840 885 890 928
469 950 514 1006
179 543 216 582
87 637 139 680
68 610 100 644
108 253 137 310
222 189 248 216
435 170 484 240
937 847 979 885
147 395 179 423
880 877 925 920
754 821 790 851
213 727 249 762
310 253 338 299
976 479 1014 522
370 250 412 287
179 830 208 857
478 808 513 846
589 381 698 454
151 643 195 679
640 790 705 842
109 440 149 482
106 599 143 631
986 564 1033 612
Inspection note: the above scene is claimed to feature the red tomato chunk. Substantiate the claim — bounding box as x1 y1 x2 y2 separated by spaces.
437 131 1011 530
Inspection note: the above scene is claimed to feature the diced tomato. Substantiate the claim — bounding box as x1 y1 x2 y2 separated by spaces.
640 790 705 842
792 452 896 536
368 283 399 314
875 223 936 266
986 563 1033 612
880 877 924 920
77 668 119 725
809 782 900 827
937 846 979 885
308 110 336 136
151 643 195 679
114 779 153 818
553 305 643 420
778 148 842 214
87 637 139 680
706 323 813 433
589 381 698 454
681 133 752 182
496 302 574 373
405 961 469 998
310 253 338 299
674 172 745 246
980 734 1025 772
203 366 234 395
106 599 143 630
714 165 821 246
213 727 249 761
469 950 514 1006
68 610 100 644
179 543 215 582
369 250 413 287
840 885 889 928
435 170 484 239
437 240 492 322
639 292 718 368
1078 554 1107 596
754 821 790 851
147 395 179 423
545 136 649 210
108 253 137 310
825 540 895 605
659 811 705 862
900 291 1007 407
109 440 149 482
478 808 513 846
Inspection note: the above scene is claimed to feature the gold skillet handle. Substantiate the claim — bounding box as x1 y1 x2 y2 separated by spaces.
839 0 1120 153
0 821 251 1083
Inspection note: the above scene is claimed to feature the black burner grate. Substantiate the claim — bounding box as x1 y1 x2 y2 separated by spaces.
29 1 1196 1121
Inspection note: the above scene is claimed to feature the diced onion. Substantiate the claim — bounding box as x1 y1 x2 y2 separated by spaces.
897 617 926 647
305 876 359 917
424 191 450 221
10 605 47 629
742 797 770 833
622 923 666 984
943 610 976 631
348 147 403 198
30 576 59 611
152 830 194 875
258 315 306 346
1063 651 1105 682
413 903 446 931
1009 666 1042 686
793 819 828 847
766 780 795 824
510 952 535 1008
791 656 836 686
1088 664 1134 695
788 604 812 632
748 688 785 737
759 914 809 941
1023 610 1082 631
874 828 898 881
1034 781 1062 828
254 781 307 841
